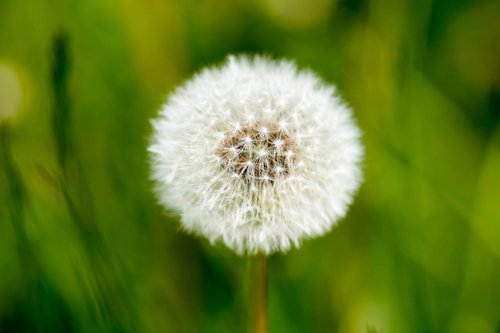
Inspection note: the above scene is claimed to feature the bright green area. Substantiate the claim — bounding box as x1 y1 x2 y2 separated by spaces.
1 0 499 332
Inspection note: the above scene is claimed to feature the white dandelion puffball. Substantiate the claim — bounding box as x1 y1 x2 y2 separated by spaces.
149 55 364 255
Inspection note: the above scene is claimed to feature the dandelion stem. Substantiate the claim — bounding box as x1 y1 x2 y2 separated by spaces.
249 253 267 333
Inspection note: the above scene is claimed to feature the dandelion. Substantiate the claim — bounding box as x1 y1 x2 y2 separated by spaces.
149 55 363 255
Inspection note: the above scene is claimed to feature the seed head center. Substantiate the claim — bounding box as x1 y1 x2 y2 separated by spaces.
218 122 296 183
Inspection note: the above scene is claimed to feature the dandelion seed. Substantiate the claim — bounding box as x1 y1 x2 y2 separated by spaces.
149 55 364 254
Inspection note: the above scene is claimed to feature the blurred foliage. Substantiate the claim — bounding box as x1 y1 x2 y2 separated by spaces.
0 0 499 332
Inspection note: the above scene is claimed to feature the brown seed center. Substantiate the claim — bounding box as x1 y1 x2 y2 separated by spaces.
218 122 297 183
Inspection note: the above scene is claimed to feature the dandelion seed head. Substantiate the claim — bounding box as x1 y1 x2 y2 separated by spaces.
149 55 364 254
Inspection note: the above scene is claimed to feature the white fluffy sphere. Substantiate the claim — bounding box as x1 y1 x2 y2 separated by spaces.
149 55 364 255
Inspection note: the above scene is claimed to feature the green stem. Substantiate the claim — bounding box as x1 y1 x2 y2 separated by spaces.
249 253 268 333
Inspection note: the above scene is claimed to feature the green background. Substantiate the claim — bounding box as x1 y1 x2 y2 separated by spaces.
1 0 499 332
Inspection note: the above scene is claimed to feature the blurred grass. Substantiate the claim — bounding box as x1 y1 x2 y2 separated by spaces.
0 0 499 332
